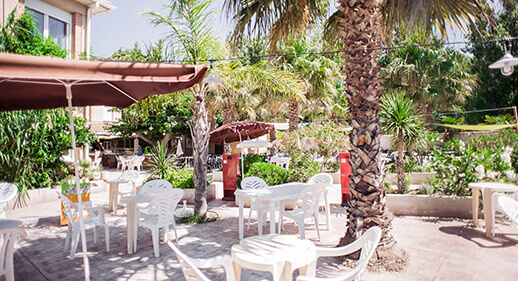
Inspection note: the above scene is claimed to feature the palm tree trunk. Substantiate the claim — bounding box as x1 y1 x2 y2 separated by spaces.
396 130 406 193
288 98 299 131
269 129 277 156
337 0 394 248
190 86 209 217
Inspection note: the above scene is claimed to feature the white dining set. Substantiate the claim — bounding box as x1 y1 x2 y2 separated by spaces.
116 154 145 172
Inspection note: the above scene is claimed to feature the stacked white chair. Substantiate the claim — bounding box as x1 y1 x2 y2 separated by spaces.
116 155 129 171
129 156 145 172
0 228 27 281
58 193 109 258
307 173 333 230
279 183 325 240
136 188 183 257
0 183 17 219
240 177 270 231
296 226 382 281
168 241 236 281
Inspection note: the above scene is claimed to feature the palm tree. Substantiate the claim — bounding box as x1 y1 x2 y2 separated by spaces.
147 0 224 217
224 0 489 249
381 92 423 193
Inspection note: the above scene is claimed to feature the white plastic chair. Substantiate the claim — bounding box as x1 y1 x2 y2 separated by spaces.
0 183 17 219
168 241 236 281
279 183 325 240
139 179 173 196
240 177 270 231
296 226 382 281
58 193 110 259
116 155 129 171
308 173 333 230
91 156 102 171
0 228 27 281
129 156 145 172
496 194 518 231
136 188 183 257
118 170 139 196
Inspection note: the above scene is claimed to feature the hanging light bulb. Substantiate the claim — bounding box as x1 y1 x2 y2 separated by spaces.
202 59 223 91
489 40 518 76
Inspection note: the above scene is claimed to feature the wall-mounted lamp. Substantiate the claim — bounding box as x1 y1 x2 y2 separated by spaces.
489 40 518 76
202 60 223 90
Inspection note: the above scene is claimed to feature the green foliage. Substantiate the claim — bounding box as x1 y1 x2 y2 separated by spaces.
438 116 465 125
178 212 218 224
484 114 515 125
148 143 177 180
245 162 296 186
242 154 267 175
0 10 66 57
464 5 518 124
165 169 211 189
430 130 518 195
0 109 94 198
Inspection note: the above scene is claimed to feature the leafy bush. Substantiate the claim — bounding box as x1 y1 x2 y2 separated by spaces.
244 162 296 186
242 154 267 175
148 142 177 179
165 169 211 189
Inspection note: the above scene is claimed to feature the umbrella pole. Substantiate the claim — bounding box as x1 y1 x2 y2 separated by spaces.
65 83 90 281
239 132 244 176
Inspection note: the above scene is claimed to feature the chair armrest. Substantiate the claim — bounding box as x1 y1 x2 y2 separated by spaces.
315 241 364 258
190 254 235 281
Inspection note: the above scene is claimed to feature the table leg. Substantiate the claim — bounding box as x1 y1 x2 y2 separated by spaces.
483 188 493 237
232 261 242 281
324 188 331 230
108 183 114 212
270 201 276 235
239 196 244 240
126 201 136 254
113 183 119 215
472 188 479 227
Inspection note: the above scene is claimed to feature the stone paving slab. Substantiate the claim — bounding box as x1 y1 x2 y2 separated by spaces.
6 183 518 281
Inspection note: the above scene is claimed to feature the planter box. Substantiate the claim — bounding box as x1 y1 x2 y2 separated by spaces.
386 194 481 219
384 172 436 185
181 184 216 205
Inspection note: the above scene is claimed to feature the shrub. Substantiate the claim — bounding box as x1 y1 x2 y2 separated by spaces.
165 169 211 189
242 154 267 175
245 162 295 186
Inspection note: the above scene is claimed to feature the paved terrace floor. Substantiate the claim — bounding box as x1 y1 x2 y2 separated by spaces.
6 179 518 281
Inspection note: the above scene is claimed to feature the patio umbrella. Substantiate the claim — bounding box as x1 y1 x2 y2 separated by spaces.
209 121 275 144
236 139 273 175
0 53 207 280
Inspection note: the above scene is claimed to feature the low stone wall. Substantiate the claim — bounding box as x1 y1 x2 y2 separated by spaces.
384 172 436 185
386 194 480 219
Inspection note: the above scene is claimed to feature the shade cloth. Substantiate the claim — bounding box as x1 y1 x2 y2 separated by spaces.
437 124 518 131
209 121 275 144
0 53 207 111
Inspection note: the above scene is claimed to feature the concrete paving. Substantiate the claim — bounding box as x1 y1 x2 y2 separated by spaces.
5 179 518 281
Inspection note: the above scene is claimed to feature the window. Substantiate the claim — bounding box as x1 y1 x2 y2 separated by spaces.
26 8 68 49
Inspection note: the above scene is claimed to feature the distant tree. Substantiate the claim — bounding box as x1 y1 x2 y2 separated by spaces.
464 5 518 124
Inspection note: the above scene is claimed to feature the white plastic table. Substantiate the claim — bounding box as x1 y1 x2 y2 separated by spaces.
0 219 21 229
235 182 308 239
468 182 518 237
107 178 134 215
231 234 316 281
120 194 153 254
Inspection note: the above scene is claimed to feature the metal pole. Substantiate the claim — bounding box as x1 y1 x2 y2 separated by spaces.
514 106 518 134
65 83 90 281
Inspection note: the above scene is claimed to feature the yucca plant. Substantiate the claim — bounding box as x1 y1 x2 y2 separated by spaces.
381 92 424 193
148 142 177 180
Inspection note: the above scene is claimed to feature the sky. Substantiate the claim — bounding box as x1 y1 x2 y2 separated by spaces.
91 0 470 59
91 0 230 59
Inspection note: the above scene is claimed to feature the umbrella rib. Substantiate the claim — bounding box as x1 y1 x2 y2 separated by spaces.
105 81 138 103
2 78 65 86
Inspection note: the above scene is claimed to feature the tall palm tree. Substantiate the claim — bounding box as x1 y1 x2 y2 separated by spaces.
224 0 490 249
381 92 424 193
147 0 224 217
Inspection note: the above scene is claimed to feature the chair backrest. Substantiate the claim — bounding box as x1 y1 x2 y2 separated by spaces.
58 193 77 223
497 195 518 229
0 183 17 204
240 177 268 190
307 173 333 187
130 156 145 165
92 157 102 169
347 226 382 280
169 242 211 281
296 183 325 217
148 189 183 226
0 228 27 277
139 179 173 196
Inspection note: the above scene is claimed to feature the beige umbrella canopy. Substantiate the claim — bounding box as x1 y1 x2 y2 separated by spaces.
0 53 207 280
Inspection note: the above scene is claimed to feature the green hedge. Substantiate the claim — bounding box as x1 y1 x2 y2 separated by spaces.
244 162 297 186
165 169 211 189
